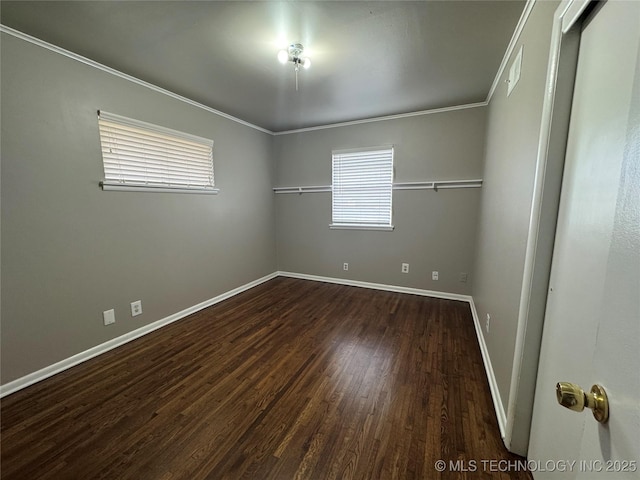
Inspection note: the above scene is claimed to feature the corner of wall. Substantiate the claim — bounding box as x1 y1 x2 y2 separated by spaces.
468 297 508 439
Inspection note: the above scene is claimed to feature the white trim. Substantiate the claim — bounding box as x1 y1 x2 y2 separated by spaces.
0 25 487 136
101 182 220 195
0 25 272 135
0 269 506 443
486 0 537 103
0 272 278 398
561 0 590 33
2 9 539 138
1 25 490 137
277 271 472 303
329 224 394 231
505 0 583 448
469 298 508 438
277 271 506 437
273 103 488 136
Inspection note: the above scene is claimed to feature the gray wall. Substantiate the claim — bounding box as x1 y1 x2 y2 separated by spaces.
471 0 560 453
274 108 486 294
2 4 565 459
1 35 276 384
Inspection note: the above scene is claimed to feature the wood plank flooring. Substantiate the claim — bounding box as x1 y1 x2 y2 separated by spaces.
1 277 531 479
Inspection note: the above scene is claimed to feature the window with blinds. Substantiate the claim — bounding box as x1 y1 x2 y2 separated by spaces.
331 146 394 230
98 111 217 193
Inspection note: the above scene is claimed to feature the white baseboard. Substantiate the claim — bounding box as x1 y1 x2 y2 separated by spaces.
277 271 472 302
0 272 278 398
278 271 507 439
1 270 507 443
468 298 507 438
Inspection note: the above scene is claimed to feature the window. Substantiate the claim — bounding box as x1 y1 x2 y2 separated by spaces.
98 111 217 193
331 146 394 230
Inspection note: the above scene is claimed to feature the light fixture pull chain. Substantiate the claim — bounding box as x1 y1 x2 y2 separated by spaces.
278 42 308 91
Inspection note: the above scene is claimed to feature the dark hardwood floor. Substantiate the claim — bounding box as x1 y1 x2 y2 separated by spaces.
1 277 531 479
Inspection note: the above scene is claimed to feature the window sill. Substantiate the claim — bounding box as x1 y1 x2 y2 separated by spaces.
100 181 219 195
329 224 394 231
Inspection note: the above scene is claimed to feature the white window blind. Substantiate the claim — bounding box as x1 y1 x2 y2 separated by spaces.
98 111 217 193
331 146 394 230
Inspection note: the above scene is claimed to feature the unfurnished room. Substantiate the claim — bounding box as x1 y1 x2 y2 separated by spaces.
1 1 638 479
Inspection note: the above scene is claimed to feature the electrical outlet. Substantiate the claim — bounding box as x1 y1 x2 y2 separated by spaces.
343 263 349 271
103 309 115 326
432 271 439 281
401 263 409 274
131 300 142 317
460 272 468 283
486 314 491 333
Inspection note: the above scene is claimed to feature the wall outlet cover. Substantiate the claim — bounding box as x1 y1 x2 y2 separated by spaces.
131 300 142 317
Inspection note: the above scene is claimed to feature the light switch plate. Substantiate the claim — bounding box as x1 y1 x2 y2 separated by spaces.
103 309 115 326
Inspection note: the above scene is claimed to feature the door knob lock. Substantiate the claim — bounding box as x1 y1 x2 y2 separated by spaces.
556 382 609 423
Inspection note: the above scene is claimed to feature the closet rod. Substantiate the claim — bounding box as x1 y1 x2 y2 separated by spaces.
273 179 483 194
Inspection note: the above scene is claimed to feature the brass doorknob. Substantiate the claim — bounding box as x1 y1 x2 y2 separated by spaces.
556 382 609 423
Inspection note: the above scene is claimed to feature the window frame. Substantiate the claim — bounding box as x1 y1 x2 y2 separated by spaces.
98 111 218 194
330 145 394 231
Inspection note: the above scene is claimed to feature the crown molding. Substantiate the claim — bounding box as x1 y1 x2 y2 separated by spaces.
486 0 537 103
0 24 273 135
273 102 488 136
2 0 534 137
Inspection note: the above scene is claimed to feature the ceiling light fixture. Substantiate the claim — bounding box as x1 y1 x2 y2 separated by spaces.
278 43 311 91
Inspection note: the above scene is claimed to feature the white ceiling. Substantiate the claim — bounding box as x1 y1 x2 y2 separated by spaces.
0 1 525 132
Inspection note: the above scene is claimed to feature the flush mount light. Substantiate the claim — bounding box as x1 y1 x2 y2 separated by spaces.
277 43 311 91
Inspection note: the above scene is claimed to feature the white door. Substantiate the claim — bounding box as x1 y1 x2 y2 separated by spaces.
528 1 640 479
